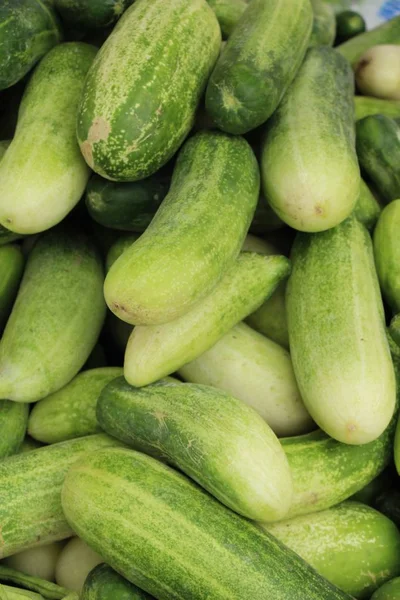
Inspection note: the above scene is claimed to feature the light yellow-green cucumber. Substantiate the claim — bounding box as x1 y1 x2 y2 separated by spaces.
374 200 400 313
0 565 72 599
0 401 29 458
55 538 103 593
337 16 400 66
0 244 24 332
354 96 400 121
105 234 139 273
3 543 65 583
371 577 400 600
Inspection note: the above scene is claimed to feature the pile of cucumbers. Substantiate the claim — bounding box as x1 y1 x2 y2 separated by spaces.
3 0 400 599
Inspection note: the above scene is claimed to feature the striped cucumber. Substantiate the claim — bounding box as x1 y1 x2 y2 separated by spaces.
124 252 290 387
0 401 28 458
287 215 396 444
206 0 247 39
355 96 400 121
337 16 400 66
61 447 352 600
0 564 70 599
354 179 381 230
55 538 103 593
0 244 24 332
82 564 153 600
54 0 134 30
309 0 336 47
261 46 359 232
77 0 221 181
104 131 259 326
372 578 400 600
374 200 400 313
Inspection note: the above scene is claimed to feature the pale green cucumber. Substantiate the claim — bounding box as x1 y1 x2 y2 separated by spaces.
105 234 138 272
206 0 247 39
0 400 29 458
309 0 336 47
0 43 96 235
0 434 123 559
55 538 103 593
372 577 400 600
261 46 359 232
0 244 24 332
355 179 381 230
287 215 396 444
178 323 313 437
104 131 259 326
0 565 71 599
374 200 400 313
354 96 400 121
0 228 106 403
337 16 400 66
3 543 65 584
124 251 290 387
81 563 153 600
263 501 400 599
0 585 43 599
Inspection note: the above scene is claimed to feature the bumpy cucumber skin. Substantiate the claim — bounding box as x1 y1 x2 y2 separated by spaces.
206 0 247 39
264 501 400 599
0 401 28 458
28 367 123 444
54 0 134 29
124 252 290 387
309 0 336 47
0 244 24 332
0 228 106 403
104 132 260 326
374 200 400 313
355 96 400 121
82 564 153 600
354 179 381 230
0 434 123 559
205 0 312 135
262 46 359 233
61 448 352 600
371 577 400 600
337 16 400 66
77 0 221 181
0 43 96 235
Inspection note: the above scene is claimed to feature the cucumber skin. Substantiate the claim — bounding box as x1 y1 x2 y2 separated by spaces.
77 0 221 181
264 501 400 599
104 131 260 326
355 179 381 230
206 0 312 134
287 216 396 445
0 43 96 235
0 0 62 90
82 564 153 600
0 401 29 458
371 578 400 600
61 448 352 600
354 96 400 121
0 145 23 247
261 46 359 233
374 200 400 313
54 0 134 30
106 235 139 273
124 252 290 387
0 244 24 333
206 0 247 39
0 228 106 403
309 0 336 47
0 434 123 559
0 564 71 599
337 16 400 66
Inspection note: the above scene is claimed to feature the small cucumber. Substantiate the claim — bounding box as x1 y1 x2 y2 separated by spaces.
337 16 400 66
0 564 71 599
354 96 400 121
55 538 102 593
206 0 247 39
374 200 400 312
54 0 134 30
372 577 400 600
0 401 28 458
309 0 336 47
0 244 24 332
205 0 312 134
124 252 290 387
355 45 400 101
3 543 64 584
82 564 153 600
354 179 381 230
335 10 366 44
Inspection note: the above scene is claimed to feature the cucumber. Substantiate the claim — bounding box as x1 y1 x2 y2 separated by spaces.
335 10 366 44
354 96 400 121
0 244 24 332
104 131 259 326
390 314 400 349
0 140 11 160
0 145 23 246
55 538 102 593
206 0 247 39
82 564 153 600
19 437 43 453
309 0 336 47
0 434 123 559
178 323 312 437
287 215 396 445
354 179 381 230
0 401 29 458
0 585 43 599
355 45 400 101
205 0 312 134
356 114 400 204
3 543 64 584
374 200 400 312
124 252 290 387
261 46 359 233
0 0 62 90
97 377 293 522
0 43 96 235
375 488 400 530
105 235 143 272
85 173 170 232
372 578 400 600
61 447 352 600
0 565 71 599
0 228 106 403
77 0 221 181
263 501 400 599
54 0 134 30
337 16 400 66
28 367 123 444
350 468 393 505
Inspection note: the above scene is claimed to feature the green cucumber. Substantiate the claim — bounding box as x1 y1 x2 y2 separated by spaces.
309 0 336 47
261 46 359 232
55 537 102 593
0 244 24 332
97 377 293 522
124 252 290 387
374 200 400 312
54 0 134 30
19 437 43 453
390 314 400 349
82 564 153 600
77 0 221 181
206 0 247 39
0 228 105 403
350 468 393 505
0 401 29 458
0 434 122 559
178 322 313 437
28 367 123 444
372 578 400 600
85 173 170 232
0 565 70 599
104 131 259 326
354 96 400 121
263 501 400 599
354 179 381 230
0 43 96 235
61 447 352 600
205 0 312 134
0 0 62 90
0 585 43 599
0 144 22 246
287 215 396 445
335 10 366 44
0 141 11 161
337 16 400 66
3 544 64 587
105 235 140 272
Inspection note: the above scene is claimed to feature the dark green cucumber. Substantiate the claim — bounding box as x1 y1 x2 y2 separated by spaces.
0 244 24 332
85 173 170 232
375 488 400 529
0 401 28 458
371 577 400 600
374 200 400 312
61 447 352 600
354 179 381 230
337 16 400 66
206 0 247 39
309 0 336 47
205 0 312 134
355 96 400 121
0 0 62 90
54 0 134 30
82 564 153 600
105 234 139 273
77 0 221 181
335 10 366 44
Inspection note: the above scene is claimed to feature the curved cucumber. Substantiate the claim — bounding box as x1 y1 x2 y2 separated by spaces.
354 179 381 230
82 563 153 600
206 0 247 39
372 578 400 600
0 43 96 235
287 215 396 444
0 401 29 458
309 0 336 47
205 0 312 134
374 200 400 313
0 228 105 403
104 132 259 326
0 564 70 599
264 501 400 599
61 448 352 600
354 96 400 121
0 244 24 332
124 252 290 387
28 367 123 444
54 0 134 30
337 16 400 66
55 537 102 593
261 46 359 232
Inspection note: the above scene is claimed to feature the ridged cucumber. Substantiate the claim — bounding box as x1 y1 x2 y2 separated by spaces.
287 215 396 444
374 200 400 313
206 0 247 39
309 0 336 47
371 578 400 600
55 537 102 593
0 244 24 332
0 43 96 235
82 564 153 600
205 0 312 134
354 96 400 121
355 179 381 230
77 0 221 181
54 0 134 30
261 46 359 232
124 252 290 387
0 401 28 459
61 447 352 600
337 16 400 66
104 131 259 326
0 228 106 403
